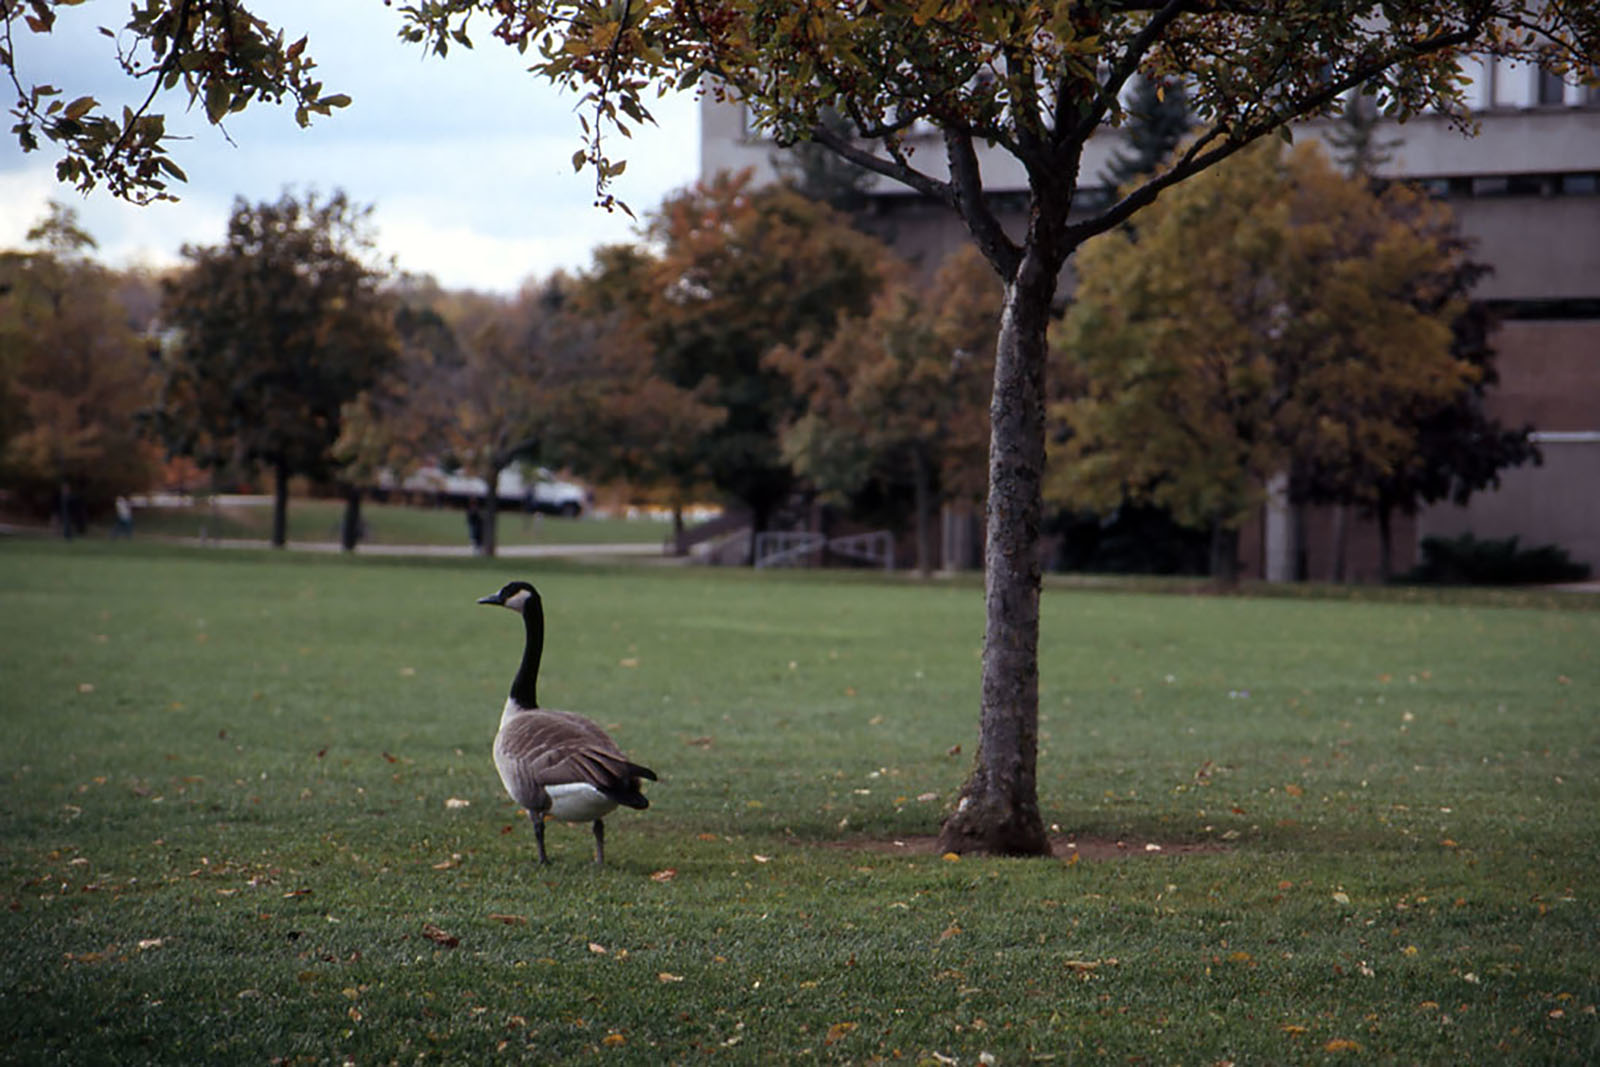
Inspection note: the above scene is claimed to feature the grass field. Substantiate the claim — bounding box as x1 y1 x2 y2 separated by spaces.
2 540 1596 1064
114 497 669 548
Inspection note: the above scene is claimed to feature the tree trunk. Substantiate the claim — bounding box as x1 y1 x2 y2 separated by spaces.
271 458 289 548
483 466 501 558
937 258 1054 858
746 502 771 567
1330 504 1349 582
912 445 933 578
1377 504 1394 582
1291 500 1309 582
1210 521 1240 586
341 486 363 552
671 501 687 557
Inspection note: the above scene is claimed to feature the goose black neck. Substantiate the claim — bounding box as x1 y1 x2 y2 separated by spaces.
509 592 544 709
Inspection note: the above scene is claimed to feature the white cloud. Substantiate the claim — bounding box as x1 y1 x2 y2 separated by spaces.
0 1 702 291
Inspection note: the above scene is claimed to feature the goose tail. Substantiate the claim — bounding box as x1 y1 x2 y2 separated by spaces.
602 761 657 810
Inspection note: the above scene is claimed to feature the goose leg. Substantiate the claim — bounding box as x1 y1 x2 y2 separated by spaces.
532 810 550 865
592 819 605 866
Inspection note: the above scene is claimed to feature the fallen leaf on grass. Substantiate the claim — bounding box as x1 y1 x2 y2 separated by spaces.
1284 784 1304 797
1332 891 1351 905
602 1033 627 1047
752 854 772 864
824 1022 856 1045
1324 1038 1363 1052
421 923 459 948
1281 1024 1308 1036
1063 959 1115 975
444 797 470 810
588 942 608 955
650 869 677 882
938 923 961 942
658 972 685 983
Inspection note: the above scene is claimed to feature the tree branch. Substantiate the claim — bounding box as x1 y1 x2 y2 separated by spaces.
1065 13 1494 247
944 127 1022 278
1065 0 1193 149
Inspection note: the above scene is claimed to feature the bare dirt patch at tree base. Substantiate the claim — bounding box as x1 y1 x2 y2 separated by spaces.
820 835 1228 861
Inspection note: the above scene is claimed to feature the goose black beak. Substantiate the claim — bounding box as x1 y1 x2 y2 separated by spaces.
477 592 505 606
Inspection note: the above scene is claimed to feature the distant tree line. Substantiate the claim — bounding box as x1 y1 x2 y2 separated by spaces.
2 136 1534 573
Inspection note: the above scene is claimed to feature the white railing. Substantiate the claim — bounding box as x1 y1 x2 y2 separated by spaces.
753 531 825 568
753 530 895 571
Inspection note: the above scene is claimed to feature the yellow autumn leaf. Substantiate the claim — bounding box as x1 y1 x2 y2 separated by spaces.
1323 1038 1363 1052
824 1021 856 1045
602 1032 627 1046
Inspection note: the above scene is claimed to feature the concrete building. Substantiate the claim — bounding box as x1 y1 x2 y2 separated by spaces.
699 58 1600 579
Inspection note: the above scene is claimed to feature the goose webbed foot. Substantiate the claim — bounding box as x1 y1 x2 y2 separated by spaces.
592 818 605 866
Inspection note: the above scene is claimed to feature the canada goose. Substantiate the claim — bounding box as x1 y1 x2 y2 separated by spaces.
477 580 656 865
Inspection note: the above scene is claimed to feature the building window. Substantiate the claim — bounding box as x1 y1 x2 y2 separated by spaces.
1491 60 1535 108
1537 67 1567 106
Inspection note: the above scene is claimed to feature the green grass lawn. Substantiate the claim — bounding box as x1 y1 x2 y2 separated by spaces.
2 541 1596 1064
118 497 669 547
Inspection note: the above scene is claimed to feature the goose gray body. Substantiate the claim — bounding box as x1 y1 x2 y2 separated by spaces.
478 580 655 864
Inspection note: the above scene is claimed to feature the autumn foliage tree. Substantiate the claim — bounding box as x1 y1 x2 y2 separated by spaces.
153 191 397 547
553 246 726 552
11 0 1596 855
772 245 1000 576
0 203 159 517
639 173 897 554
1050 141 1484 582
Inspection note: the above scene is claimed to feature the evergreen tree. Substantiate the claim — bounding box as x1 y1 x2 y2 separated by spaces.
1103 77 1192 189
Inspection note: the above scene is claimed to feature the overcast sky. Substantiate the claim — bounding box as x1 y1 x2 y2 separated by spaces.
0 1 702 293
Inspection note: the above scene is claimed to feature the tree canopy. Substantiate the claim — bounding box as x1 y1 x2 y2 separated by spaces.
1050 140 1493 582
772 245 1001 575
0 203 160 517
153 190 397 547
638 172 898 550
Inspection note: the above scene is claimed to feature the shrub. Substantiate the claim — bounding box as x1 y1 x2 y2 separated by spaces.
1404 532 1592 585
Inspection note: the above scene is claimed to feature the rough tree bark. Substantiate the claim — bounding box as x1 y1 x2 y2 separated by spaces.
937 242 1062 857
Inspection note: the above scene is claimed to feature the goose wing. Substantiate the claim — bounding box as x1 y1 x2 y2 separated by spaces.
495 709 656 811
